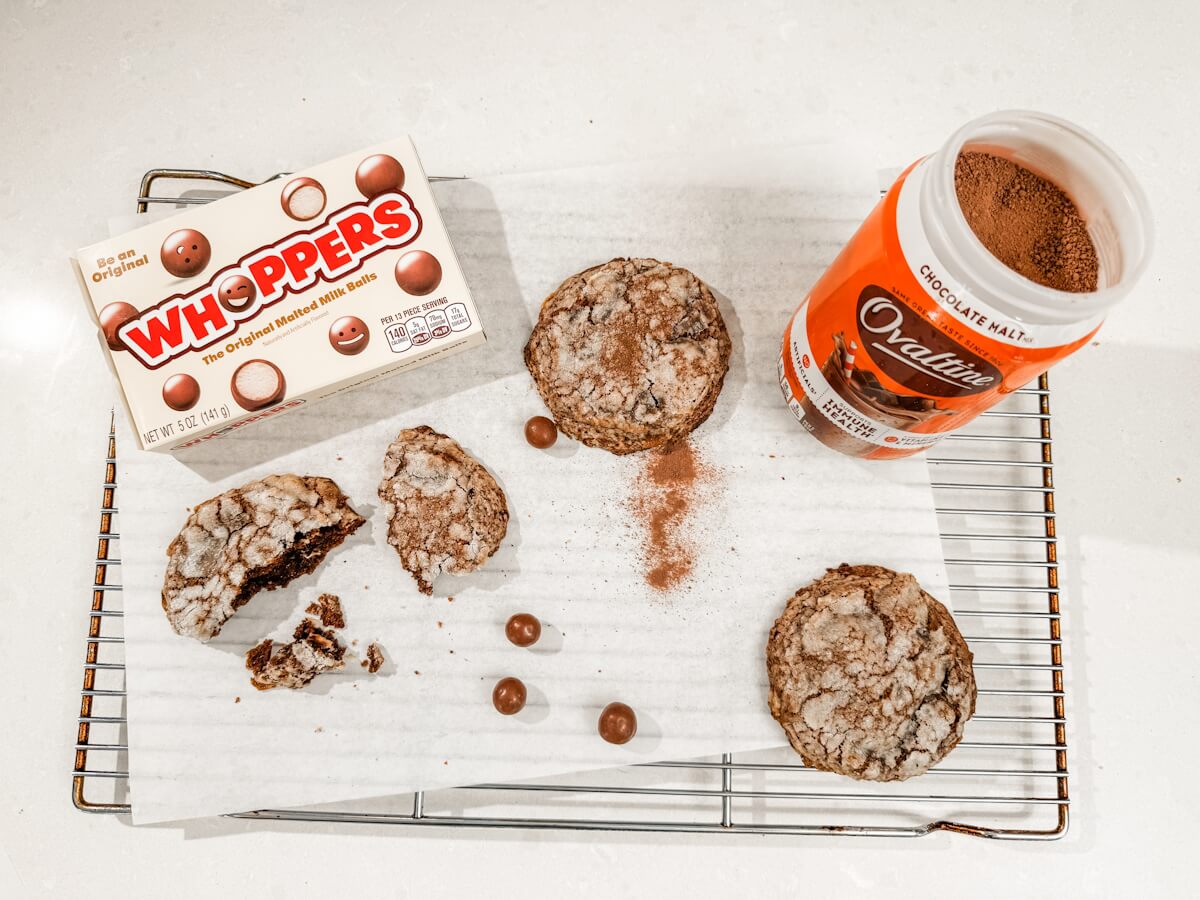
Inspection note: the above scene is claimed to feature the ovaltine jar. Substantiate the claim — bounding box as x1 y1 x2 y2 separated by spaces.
779 110 1153 458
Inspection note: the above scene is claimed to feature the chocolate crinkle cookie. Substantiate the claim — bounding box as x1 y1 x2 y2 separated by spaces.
766 564 976 781
246 616 346 691
524 258 732 455
377 426 509 595
162 475 364 641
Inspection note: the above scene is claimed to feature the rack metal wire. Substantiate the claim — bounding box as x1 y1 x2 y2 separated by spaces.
71 171 1068 838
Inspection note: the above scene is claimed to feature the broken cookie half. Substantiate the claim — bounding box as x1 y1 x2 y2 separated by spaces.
377 426 509 595
162 475 364 641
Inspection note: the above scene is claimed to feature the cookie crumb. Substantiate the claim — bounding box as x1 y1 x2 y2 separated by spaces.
245 618 346 691
234 696 240 703
362 642 385 673
305 593 345 629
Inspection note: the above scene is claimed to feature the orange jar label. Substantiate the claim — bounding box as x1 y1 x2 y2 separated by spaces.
779 158 1104 459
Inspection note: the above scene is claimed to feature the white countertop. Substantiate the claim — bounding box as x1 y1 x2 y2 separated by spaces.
2 1 1197 896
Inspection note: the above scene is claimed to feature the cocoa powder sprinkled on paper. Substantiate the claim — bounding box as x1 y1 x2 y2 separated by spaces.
954 151 1099 293
629 439 717 592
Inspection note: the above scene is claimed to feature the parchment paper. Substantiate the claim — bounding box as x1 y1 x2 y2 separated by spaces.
118 147 950 824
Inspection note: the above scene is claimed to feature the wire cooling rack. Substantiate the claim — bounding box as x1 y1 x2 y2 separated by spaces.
72 171 1068 838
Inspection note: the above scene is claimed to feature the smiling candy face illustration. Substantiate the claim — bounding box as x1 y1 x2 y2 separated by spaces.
217 274 257 314
328 316 370 355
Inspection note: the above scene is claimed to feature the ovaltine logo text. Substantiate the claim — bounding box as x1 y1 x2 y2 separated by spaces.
855 286 1001 398
118 194 423 369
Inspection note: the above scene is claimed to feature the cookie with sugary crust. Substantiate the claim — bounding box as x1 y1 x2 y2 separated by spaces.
162 475 364 641
524 258 731 455
377 426 509 595
766 564 976 781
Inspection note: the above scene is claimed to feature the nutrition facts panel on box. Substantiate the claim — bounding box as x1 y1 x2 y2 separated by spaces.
381 301 472 354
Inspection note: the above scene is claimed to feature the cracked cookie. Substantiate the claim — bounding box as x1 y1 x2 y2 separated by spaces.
162 475 365 641
766 564 976 781
523 258 731 454
246 615 346 690
377 426 509 594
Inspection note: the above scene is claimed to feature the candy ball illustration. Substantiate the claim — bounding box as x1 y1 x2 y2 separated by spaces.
160 229 211 278
230 359 286 411
394 250 442 296
354 154 405 199
98 301 139 350
280 176 327 221
162 374 201 411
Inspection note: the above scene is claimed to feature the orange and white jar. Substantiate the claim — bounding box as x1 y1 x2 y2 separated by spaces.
779 110 1153 459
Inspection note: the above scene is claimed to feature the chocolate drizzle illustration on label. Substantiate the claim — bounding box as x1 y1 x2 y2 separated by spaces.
855 286 1001 398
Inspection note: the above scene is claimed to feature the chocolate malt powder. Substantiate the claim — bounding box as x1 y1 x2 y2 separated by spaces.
630 440 717 592
954 151 1099 293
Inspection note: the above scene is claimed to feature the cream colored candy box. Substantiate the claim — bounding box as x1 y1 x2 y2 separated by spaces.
73 137 484 452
